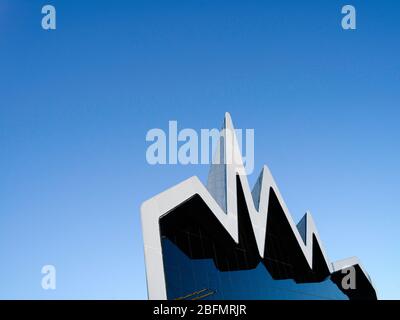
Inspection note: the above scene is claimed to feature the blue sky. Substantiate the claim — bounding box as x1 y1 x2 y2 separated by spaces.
0 0 399 299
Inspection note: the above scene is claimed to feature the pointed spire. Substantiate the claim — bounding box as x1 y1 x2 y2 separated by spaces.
206 112 249 213
206 113 231 213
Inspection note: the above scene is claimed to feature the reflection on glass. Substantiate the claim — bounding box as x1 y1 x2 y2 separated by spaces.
161 238 348 300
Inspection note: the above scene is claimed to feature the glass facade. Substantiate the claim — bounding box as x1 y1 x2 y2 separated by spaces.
159 190 349 300
161 238 348 300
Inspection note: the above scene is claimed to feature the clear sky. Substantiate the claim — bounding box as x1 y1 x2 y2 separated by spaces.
0 0 399 299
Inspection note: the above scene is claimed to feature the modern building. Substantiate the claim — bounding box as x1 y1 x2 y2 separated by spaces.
141 113 377 300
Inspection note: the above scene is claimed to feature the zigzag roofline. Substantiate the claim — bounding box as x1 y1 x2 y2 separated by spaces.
141 112 376 299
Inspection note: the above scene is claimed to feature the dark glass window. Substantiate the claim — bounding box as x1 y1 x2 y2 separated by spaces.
159 182 350 301
161 236 348 300
159 192 348 300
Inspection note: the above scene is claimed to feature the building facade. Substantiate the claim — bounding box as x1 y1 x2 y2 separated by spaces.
141 113 377 300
